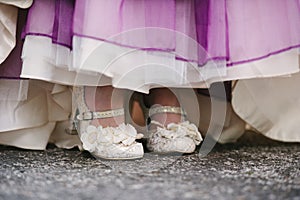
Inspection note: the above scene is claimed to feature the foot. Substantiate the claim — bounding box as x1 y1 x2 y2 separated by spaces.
85 86 125 127
144 88 202 154
74 86 144 160
144 88 182 130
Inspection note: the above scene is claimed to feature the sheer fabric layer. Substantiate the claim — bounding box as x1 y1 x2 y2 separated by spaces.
20 0 300 92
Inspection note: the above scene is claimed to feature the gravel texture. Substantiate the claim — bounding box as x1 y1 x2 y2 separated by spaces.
0 133 299 200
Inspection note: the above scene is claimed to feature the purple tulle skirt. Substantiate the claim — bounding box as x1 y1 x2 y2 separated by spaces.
20 0 300 92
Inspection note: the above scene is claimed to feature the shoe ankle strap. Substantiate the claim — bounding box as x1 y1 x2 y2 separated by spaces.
148 106 187 118
77 108 124 121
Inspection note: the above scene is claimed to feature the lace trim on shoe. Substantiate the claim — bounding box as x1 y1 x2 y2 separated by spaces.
150 120 202 145
80 123 143 152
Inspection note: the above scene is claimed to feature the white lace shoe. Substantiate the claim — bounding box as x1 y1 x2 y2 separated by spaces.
146 106 202 154
73 86 144 160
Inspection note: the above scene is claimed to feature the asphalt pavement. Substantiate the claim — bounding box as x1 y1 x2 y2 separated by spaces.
0 132 299 200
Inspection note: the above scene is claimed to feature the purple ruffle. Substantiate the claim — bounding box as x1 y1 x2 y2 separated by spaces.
22 0 300 67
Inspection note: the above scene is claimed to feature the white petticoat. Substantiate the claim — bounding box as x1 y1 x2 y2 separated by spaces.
232 71 300 142
21 35 299 93
0 80 81 150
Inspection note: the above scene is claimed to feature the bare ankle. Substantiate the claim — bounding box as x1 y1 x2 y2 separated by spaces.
145 88 180 107
85 86 124 111
84 86 125 127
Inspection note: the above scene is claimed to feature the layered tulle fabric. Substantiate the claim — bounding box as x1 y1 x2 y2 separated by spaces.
21 0 77 85
24 0 73 47
73 0 300 65
1 0 300 150
20 0 300 92
0 80 81 150
0 3 81 150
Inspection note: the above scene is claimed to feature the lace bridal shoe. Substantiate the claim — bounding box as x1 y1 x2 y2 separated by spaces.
73 86 144 160
146 106 203 154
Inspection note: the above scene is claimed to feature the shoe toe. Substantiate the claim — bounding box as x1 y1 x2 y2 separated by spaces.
147 137 196 154
93 143 144 160
171 137 195 153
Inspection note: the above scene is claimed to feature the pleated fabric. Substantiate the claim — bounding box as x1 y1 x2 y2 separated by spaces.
20 0 300 92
